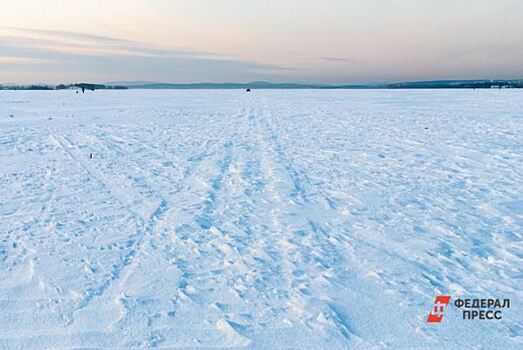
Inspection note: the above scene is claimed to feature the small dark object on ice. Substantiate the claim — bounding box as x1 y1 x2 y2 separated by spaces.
425 127 429 130
246 88 251 92
89 153 93 159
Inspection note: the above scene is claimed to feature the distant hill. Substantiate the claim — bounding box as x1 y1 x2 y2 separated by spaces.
115 80 523 90
120 82 327 89
1 80 522 90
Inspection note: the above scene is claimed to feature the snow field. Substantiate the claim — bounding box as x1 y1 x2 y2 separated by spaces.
0 89 522 349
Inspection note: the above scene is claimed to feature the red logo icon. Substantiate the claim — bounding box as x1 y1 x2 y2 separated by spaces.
427 296 451 323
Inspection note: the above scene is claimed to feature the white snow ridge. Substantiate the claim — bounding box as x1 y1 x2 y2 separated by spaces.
0 89 522 349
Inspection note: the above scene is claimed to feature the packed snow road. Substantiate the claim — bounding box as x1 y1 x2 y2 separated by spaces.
0 90 522 349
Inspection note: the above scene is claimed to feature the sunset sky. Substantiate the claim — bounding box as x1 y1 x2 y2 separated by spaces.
1 0 522 84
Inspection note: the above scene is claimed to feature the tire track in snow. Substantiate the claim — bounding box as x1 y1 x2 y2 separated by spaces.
106 139 230 337
85 115 251 346
165 120 242 296
253 108 359 344
50 134 145 221
50 134 172 318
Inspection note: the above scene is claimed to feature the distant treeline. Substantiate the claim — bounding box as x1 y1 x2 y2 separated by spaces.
386 80 523 89
0 85 54 90
1 80 522 90
0 83 128 91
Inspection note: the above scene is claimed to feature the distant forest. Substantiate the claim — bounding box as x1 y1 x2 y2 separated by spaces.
0 83 128 91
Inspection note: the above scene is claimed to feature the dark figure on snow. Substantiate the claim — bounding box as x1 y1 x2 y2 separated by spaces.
246 88 251 92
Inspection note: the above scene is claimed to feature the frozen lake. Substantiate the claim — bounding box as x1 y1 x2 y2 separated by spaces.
1 89 522 349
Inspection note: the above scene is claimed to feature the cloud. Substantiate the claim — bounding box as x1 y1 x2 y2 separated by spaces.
0 56 48 64
7 27 131 44
2 27 214 58
0 27 293 83
321 57 351 62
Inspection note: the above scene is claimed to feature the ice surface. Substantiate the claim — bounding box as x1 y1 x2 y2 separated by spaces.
0 89 522 349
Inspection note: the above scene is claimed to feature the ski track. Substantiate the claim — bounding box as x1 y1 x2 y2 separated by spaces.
0 89 522 349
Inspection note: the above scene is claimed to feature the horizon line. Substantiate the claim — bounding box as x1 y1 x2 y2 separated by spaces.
2 77 523 87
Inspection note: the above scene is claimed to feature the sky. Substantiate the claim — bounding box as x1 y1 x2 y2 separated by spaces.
1 0 522 84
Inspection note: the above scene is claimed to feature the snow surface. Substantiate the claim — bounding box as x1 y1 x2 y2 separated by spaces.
0 89 522 349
